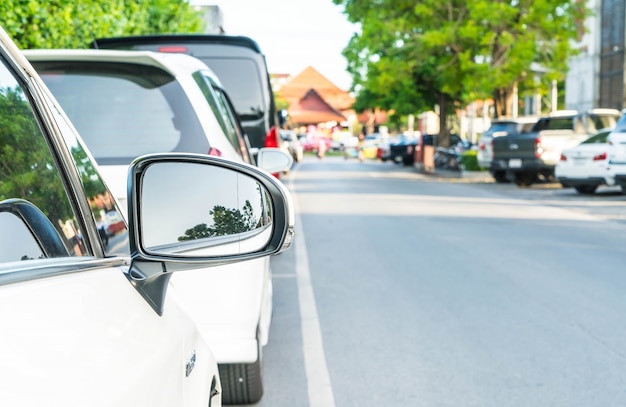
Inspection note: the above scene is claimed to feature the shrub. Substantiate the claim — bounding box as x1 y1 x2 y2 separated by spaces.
460 150 482 171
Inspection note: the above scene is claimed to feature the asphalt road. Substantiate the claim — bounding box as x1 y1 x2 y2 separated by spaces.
243 156 626 407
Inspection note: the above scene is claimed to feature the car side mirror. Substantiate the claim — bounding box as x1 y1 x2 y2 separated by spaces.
256 148 293 173
125 153 295 315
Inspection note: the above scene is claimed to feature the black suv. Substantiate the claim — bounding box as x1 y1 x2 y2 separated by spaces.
91 34 281 151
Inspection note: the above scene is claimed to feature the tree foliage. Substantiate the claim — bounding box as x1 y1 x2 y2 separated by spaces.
334 0 588 144
178 201 258 241
0 0 205 49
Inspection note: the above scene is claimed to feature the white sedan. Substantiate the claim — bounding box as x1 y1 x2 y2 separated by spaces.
555 128 617 194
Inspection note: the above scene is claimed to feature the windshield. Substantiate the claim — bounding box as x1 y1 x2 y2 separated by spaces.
32 61 208 165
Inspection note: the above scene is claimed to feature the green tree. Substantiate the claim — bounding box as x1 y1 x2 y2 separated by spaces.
0 0 205 49
179 201 258 241
0 86 72 223
334 0 588 146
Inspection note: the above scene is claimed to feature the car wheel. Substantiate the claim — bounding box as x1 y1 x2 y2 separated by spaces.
218 358 263 405
514 172 535 187
574 185 597 194
492 171 509 183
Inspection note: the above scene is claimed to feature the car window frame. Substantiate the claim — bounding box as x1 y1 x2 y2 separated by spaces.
0 45 119 267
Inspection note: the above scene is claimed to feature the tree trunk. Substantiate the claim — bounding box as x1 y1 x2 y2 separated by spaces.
437 92 450 147
493 86 515 118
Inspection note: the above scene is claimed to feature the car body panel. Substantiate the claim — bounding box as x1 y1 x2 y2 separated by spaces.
0 265 215 407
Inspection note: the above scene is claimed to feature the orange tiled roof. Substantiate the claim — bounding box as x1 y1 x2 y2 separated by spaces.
280 66 354 111
288 88 346 124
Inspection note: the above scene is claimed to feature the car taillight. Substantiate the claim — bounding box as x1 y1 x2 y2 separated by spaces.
265 126 279 148
534 136 543 158
158 46 188 53
478 142 485 150
208 147 222 157
559 154 567 161
593 152 607 161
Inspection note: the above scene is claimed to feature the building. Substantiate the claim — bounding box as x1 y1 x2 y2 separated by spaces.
566 0 626 111
277 66 357 128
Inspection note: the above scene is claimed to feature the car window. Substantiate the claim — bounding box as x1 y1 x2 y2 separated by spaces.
0 55 88 262
43 91 129 256
31 61 209 165
200 58 264 120
193 71 249 162
588 114 618 132
582 131 611 144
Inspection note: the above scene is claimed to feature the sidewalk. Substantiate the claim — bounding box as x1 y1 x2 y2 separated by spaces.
414 167 494 183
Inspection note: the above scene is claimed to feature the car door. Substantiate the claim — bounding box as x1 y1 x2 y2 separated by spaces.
0 36 218 407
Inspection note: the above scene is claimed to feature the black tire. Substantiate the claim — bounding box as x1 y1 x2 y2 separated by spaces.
514 172 536 187
218 359 263 405
574 185 597 194
492 171 509 183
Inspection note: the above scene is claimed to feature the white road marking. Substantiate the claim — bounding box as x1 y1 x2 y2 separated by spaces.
287 174 336 407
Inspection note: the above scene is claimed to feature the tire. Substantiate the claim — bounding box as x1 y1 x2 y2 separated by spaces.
218 358 263 405
574 185 597 194
514 172 536 187
492 171 509 183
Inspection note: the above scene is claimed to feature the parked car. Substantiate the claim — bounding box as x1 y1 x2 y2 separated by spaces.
0 25 294 407
491 109 621 186
280 129 303 162
388 134 419 165
555 128 616 194
607 112 626 191
26 49 292 404
477 116 539 179
90 34 282 152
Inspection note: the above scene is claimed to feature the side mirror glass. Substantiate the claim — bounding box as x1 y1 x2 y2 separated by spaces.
256 148 293 173
139 162 273 256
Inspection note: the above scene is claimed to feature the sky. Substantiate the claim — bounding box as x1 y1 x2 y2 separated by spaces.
190 0 359 90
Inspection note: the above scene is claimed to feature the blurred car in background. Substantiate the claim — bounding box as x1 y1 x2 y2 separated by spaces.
477 116 539 180
26 49 292 405
556 128 616 194
280 129 303 162
388 134 419 165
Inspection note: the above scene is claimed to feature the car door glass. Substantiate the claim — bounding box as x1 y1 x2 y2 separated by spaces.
193 71 247 158
0 55 87 262
42 91 129 256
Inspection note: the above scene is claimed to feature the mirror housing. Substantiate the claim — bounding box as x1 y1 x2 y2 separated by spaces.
125 153 295 315
256 148 293 173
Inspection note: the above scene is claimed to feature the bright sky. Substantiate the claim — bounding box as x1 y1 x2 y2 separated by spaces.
190 0 359 90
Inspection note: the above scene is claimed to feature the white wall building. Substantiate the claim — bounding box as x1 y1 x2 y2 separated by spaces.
565 0 602 111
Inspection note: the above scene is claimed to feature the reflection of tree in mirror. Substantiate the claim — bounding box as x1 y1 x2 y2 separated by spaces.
178 200 258 241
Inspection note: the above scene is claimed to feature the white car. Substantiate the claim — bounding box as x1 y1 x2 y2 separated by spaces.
607 112 626 191
25 49 292 404
0 25 294 407
555 128 615 194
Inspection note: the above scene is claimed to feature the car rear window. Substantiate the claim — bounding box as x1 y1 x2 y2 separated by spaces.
197 57 264 120
31 61 208 165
